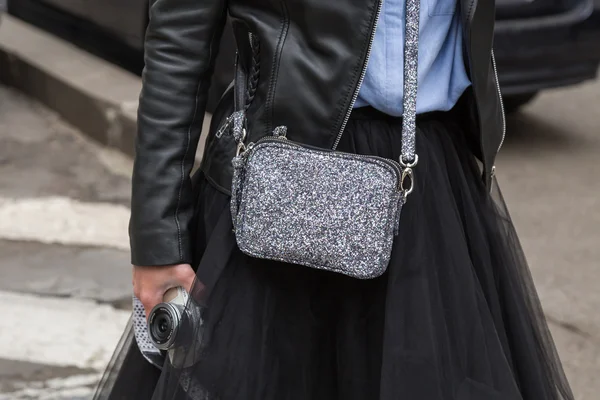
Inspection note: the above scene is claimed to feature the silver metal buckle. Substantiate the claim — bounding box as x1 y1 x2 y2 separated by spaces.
399 154 418 169
400 167 414 196
399 154 418 197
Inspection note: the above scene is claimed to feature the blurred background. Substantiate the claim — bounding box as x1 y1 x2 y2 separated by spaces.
0 0 599 399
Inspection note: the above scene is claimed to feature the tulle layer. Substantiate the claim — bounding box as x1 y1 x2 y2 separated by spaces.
95 108 573 400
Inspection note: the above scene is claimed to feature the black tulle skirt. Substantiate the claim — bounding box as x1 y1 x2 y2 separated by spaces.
95 107 574 400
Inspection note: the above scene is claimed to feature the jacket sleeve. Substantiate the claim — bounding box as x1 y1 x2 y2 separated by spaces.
129 0 228 266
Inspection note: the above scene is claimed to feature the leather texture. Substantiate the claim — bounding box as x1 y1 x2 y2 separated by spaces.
130 0 504 266
129 0 228 266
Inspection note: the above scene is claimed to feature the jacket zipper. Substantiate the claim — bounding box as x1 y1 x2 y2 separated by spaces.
490 49 506 187
332 0 384 150
215 114 233 138
465 0 504 185
247 136 404 191
491 49 506 158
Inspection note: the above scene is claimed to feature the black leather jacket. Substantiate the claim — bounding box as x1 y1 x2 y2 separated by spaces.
130 0 505 266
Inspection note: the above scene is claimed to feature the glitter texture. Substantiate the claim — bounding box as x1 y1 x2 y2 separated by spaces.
230 153 246 225
272 125 288 137
231 111 246 143
401 0 420 163
132 296 163 368
231 139 403 279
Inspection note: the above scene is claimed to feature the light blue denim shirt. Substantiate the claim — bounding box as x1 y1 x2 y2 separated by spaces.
354 0 471 116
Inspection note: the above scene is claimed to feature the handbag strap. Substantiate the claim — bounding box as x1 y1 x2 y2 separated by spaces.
401 0 420 166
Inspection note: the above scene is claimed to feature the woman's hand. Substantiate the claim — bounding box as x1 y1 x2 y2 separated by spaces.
132 263 196 319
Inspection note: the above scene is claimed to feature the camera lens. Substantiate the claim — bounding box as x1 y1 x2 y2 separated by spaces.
148 303 182 350
152 312 172 340
158 316 169 333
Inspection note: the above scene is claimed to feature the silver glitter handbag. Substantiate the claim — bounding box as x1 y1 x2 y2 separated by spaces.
227 0 421 279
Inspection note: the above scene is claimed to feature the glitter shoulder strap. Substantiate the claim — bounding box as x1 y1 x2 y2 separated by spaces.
400 0 420 167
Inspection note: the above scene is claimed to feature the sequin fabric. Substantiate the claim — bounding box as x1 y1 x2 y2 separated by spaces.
230 153 246 226
272 125 288 137
132 296 164 368
401 0 420 163
231 111 246 143
231 139 403 279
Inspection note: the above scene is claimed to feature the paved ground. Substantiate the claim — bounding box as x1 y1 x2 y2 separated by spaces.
495 79 600 399
0 85 134 399
0 71 599 400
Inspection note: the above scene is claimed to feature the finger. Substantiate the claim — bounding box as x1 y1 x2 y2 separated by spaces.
182 275 195 295
174 265 196 294
181 267 196 293
140 291 163 320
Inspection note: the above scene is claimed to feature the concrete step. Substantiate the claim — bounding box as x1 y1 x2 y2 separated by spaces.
0 15 211 159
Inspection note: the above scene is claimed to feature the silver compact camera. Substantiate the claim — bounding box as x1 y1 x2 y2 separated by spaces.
148 286 199 351
147 286 205 391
